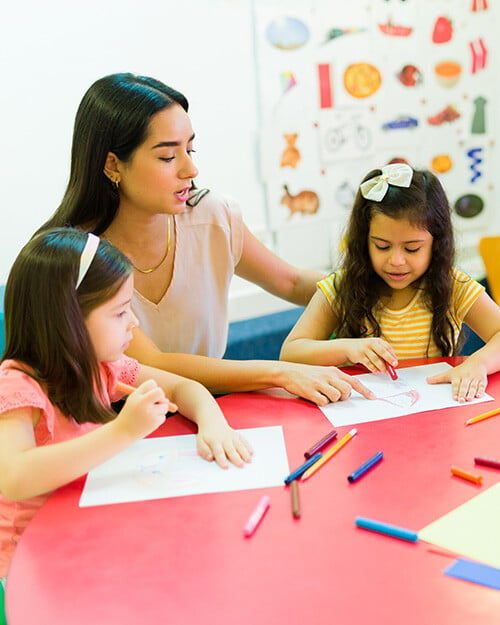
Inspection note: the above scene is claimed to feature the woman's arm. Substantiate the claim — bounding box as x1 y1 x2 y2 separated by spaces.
235 224 325 306
126 326 375 403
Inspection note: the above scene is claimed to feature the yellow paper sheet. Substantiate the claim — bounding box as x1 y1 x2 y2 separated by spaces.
419 482 500 568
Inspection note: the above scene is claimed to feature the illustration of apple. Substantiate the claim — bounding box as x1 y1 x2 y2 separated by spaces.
432 16 453 44
397 64 422 87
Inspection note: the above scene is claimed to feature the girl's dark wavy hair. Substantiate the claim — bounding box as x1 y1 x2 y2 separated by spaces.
2 227 132 423
37 72 208 236
334 167 461 356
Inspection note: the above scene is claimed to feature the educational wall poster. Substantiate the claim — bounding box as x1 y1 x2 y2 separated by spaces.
253 0 496 276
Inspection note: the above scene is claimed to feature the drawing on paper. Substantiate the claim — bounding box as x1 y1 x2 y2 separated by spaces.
136 449 199 489
79 426 290 508
317 363 493 428
379 389 419 408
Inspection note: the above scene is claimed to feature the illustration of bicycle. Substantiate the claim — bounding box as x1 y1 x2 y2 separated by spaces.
323 116 372 153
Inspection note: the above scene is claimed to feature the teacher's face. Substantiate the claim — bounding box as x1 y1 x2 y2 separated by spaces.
113 105 199 216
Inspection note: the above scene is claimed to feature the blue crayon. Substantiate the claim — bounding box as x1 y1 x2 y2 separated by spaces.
348 451 384 483
284 452 322 484
355 516 419 543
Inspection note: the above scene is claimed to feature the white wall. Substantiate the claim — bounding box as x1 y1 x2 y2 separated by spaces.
1 1 499 323
0 0 266 288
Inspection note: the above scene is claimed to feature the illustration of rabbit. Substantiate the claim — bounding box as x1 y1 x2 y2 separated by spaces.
281 185 320 219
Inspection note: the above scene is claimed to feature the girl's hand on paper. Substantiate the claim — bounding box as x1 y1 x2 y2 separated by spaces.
426 361 488 402
344 338 398 376
196 421 253 469
116 380 170 439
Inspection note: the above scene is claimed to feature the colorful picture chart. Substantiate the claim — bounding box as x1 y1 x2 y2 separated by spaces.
79 426 289 507
319 363 492 427
419 483 500 569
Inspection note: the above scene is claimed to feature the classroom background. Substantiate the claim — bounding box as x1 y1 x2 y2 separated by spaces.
0 0 498 327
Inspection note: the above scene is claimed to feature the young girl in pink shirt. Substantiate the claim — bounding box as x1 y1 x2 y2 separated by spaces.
0 228 252 581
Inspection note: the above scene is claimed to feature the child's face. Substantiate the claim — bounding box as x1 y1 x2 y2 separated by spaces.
85 275 138 362
111 105 199 216
368 213 433 292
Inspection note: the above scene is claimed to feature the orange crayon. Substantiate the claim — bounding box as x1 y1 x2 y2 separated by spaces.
450 465 482 485
115 381 178 413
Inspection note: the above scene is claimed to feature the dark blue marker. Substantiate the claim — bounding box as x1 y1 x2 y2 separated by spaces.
348 451 384 483
284 452 322 484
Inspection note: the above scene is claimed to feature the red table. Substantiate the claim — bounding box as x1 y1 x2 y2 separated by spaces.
6 360 500 624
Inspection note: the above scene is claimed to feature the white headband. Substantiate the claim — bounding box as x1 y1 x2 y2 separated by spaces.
76 233 100 289
360 163 413 202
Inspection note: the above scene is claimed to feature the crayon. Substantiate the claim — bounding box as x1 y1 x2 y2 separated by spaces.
243 495 271 537
450 465 483 485
284 453 322 484
304 430 338 459
474 456 500 470
355 516 418 543
348 451 384 483
386 362 398 380
115 381 178 413
291 480 301 519
301 429 357 481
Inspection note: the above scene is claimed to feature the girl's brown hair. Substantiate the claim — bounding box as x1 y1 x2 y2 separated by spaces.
334 167 460 356
3 227 132 422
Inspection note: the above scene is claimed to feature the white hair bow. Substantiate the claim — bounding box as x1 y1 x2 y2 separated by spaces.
360 163 413 202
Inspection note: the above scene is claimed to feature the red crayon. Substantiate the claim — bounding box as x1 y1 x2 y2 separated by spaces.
386 363 398 380
474 456 500 470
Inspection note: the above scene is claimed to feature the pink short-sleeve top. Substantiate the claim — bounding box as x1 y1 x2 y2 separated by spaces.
0 355 139 577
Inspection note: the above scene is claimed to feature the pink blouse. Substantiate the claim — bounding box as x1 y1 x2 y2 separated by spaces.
0 355 139 577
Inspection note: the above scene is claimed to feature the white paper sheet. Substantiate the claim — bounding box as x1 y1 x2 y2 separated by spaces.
79 426 289 507
319 363 493 427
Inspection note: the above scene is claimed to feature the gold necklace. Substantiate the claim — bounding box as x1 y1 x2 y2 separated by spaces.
131 216 171 275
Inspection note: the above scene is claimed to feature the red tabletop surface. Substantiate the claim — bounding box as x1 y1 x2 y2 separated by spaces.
6 359 500 624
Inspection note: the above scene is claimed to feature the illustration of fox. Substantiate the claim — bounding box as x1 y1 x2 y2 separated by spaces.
281 184 320 219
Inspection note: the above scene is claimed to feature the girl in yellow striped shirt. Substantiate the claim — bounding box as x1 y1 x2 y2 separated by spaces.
281 164 500 403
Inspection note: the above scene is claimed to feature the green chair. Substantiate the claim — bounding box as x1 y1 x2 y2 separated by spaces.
0 581 7 625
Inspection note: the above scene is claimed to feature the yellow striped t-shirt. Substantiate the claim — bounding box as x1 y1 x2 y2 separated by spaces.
317 268 484 359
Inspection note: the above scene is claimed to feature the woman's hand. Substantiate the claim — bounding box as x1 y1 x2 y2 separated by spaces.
274 361 376 406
